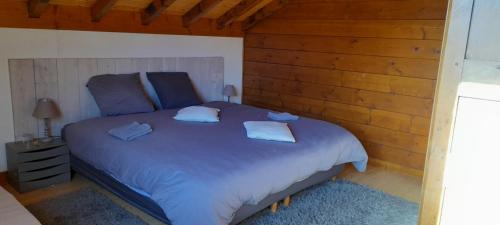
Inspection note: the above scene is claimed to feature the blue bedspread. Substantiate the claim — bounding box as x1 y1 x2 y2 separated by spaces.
64 102 368 225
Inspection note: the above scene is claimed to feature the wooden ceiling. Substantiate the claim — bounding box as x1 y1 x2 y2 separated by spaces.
20 0 287 30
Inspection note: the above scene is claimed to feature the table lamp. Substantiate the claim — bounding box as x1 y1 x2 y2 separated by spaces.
32 98 61 142
223 85 237 103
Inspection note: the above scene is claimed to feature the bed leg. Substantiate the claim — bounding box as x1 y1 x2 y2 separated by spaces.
270 202 278 213
283 196 291 207
331 176 337 182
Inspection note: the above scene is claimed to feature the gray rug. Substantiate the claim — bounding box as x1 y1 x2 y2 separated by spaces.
240 180 419 225
27 180 418 225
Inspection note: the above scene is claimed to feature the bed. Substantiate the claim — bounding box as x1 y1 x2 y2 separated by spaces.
63 101 368 225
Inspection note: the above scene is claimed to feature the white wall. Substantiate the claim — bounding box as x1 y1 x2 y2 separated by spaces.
0 28 243 172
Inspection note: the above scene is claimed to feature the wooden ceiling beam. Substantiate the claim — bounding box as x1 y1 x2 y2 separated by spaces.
91 0 119 22
182 0 224 27
216 0 263 29
142 0 177 25
27 0 50 18
242 0 288 31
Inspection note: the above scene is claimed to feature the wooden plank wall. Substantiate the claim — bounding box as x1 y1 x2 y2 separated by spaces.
9 57 224 139
242 0 448 174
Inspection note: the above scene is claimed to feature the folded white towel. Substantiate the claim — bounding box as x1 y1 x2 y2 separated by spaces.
267 112 299 121
243 121 296 143
108 122 152 141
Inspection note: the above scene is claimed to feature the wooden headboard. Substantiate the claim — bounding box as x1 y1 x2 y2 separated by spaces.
9 57 224 138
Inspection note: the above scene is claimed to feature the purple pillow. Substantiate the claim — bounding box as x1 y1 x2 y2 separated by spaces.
147 72 202 109
87 73 155 116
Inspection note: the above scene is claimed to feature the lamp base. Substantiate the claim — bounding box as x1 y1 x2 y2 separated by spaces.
41 118 53 143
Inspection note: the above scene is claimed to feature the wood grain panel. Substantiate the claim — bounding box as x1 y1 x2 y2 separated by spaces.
235 0 272 21
245 34 443 59
280 94 324 118
241 0 288 30
370 109 412 133
162 58 177 71
204 0 242 18
245 48 440 79
357 90 433 117
91 0 119 22
364 141 426 170
336 120 428 154
96 58 116 74
27 0 50 18
0 1 243 37
8 59 38 139
249 19 445 40
273 0 447 20
323 101 370 124
245 61 435 98
77 59 100 119
419 0 474 223
130 58 154 106
341 71 435 98
410 116 431 136
244 90 283 109
163 0 202 15
143 58 165 105
12 0 251 19
177 57 224 102
56 59 81 136
244 61 342 86
216 0 262 28
243 87 431 138
33 59 59 137
243 88 428 155
114 58 134 74
244 75 433 117
243 0 447 171
146 58 164 71
10 57 225 137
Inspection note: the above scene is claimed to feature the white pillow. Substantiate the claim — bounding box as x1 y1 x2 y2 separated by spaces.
243 121 296 143
174 106 220 122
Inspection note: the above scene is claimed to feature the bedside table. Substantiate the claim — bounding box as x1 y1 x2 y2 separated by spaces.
6 138 71 193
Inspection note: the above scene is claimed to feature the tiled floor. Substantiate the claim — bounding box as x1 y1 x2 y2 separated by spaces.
3 164 423 224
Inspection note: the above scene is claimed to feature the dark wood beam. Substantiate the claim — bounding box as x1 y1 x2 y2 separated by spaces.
91 0 119 22
141 0 177 25
182 0 224 27
216 0 262 29
242 0 288 31
27 0 50 18
1 1 244 37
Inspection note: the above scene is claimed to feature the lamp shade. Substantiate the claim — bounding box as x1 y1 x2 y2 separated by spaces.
32 98 61 119
223 85 237 97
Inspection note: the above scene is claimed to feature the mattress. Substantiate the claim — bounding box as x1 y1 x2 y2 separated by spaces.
64 102 368 225
70 154 345 225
